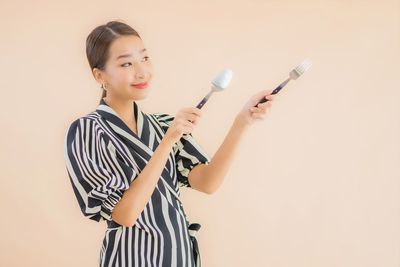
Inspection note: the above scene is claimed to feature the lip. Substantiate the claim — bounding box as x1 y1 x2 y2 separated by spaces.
131 82 148 89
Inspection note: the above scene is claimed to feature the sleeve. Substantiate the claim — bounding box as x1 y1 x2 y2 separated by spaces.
64 117 135 222
153 113 211 188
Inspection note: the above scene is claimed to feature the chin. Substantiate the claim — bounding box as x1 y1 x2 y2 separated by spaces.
131 92 149 101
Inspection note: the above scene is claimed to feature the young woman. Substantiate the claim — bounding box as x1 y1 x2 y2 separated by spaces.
64 20 274 267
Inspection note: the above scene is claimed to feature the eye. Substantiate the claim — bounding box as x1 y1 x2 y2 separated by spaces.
121 62 132 67
143 56 150 62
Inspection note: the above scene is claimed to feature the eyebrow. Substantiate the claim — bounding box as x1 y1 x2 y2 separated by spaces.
116 48 147 60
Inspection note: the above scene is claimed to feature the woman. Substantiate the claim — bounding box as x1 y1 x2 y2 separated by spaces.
64 20 274 267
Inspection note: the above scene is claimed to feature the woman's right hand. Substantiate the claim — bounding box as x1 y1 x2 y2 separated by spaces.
164 107 202 144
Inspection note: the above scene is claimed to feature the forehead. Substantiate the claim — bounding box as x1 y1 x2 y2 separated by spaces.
108 35 146 60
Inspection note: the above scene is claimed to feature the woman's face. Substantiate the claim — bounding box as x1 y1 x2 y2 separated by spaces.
100 35 153 100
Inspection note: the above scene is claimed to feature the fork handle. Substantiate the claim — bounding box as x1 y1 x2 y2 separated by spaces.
255 77 291 106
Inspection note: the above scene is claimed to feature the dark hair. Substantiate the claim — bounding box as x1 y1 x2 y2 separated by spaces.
85 20 141 99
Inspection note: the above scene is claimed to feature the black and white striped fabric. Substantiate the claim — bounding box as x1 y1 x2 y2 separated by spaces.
64 98 211 267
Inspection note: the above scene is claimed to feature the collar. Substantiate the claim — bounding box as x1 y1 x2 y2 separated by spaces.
95 97 145 139
94 97 182 201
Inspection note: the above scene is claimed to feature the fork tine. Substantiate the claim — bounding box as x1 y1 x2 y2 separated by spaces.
295 59 312 75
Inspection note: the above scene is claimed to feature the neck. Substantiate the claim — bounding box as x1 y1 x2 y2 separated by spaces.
104 96 135 124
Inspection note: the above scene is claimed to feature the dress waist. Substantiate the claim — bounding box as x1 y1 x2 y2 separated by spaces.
106 220 202 266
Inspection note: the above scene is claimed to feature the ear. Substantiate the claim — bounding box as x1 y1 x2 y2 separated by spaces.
92 68 106 85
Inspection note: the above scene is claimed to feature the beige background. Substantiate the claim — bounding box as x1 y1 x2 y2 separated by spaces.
1 0 399 266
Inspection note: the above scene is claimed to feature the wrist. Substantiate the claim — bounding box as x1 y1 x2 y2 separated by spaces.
161 134 176 148
234 113 250 129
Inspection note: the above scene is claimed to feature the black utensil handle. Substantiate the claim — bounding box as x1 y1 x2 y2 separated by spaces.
181 97 208 144
255 86 282 106
254 78 291 107
196 97 207 109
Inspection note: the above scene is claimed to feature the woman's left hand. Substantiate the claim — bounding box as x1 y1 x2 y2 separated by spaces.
235 89 275 126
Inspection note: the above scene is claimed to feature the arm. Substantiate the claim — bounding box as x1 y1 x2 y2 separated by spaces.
189 89 275 194
188 116 249 194
111 136 175 227
111 107 202 227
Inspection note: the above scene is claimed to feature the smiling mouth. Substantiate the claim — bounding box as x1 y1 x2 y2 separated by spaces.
131 82 148 89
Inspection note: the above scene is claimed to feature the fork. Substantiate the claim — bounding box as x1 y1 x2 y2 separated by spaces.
255 59 312 106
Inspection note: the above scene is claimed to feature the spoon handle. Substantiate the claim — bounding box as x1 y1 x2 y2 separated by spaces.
196 90 213 109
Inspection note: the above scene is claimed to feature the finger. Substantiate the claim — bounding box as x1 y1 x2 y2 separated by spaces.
260 89 272 96
176 117 197 127
253 89 271 102
259 94 274 103
250 106 266 113
265 94 274 100
182 113 200 123
182 122 194 134
257 101 272 110
256 101 272 107
184 119 198 127
251 112 265 120
189 118 198 126
256 94 273 105
184 107 202 117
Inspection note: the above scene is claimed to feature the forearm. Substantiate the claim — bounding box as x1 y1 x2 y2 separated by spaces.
191 115 250 193
111 137 174 227
190 90 275 194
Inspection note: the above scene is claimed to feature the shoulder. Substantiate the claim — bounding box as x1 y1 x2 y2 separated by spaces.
65 114 103 143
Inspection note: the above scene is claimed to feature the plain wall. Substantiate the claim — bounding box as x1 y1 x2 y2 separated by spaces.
0 0 399 266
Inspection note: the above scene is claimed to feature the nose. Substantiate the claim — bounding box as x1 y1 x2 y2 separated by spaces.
134 62 147 80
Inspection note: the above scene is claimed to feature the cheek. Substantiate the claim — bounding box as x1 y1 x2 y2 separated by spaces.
109 68 131 84
143 63 153 75
148 65 154 76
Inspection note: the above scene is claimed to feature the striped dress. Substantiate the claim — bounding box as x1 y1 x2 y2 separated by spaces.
64 98 211 267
